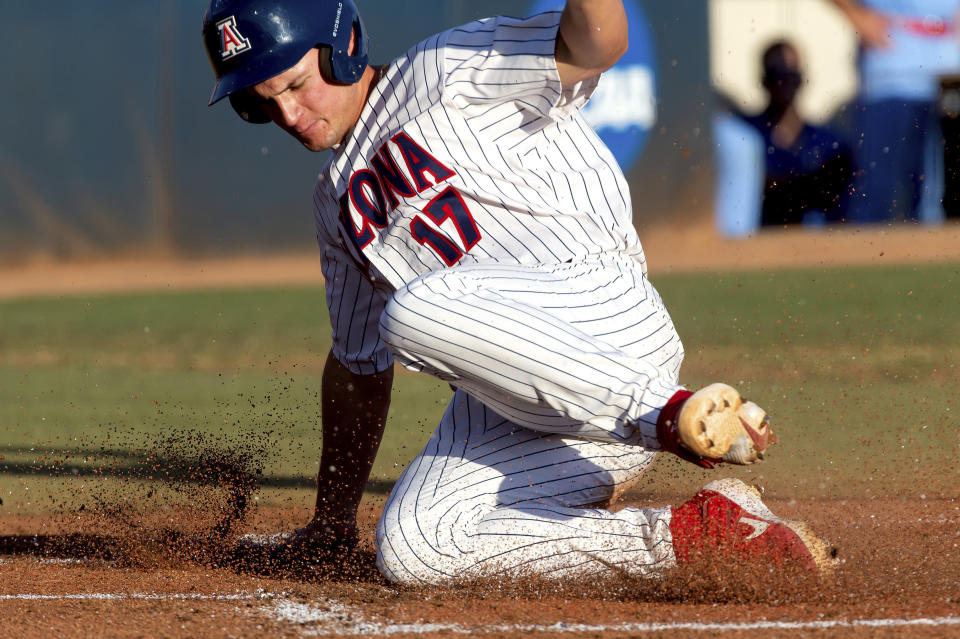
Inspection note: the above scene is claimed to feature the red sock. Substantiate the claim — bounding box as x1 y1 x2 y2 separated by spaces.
656 389 719 468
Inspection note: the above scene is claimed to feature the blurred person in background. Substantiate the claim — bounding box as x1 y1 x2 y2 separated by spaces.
940 74 960 218
713 40 852 236
830 0 960 224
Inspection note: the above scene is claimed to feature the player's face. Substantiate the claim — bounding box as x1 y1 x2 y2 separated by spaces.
247 47 365 152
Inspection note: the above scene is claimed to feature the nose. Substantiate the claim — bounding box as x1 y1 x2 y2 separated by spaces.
271 93 301 128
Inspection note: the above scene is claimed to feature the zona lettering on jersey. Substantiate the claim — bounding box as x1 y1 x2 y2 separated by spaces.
337 132 481 267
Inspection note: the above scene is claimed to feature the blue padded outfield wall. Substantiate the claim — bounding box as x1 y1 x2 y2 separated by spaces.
0 1 710 260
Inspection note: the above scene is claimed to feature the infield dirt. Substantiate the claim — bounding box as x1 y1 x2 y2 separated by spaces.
2 492 958 638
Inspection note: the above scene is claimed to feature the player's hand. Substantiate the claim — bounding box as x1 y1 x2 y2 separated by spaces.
656 389 721 468
658 423 722 468
657 384 775 468
676 383 775 466
282 517 359 561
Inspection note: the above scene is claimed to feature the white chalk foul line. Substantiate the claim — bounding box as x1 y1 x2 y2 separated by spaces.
269 599 960 636
0 590 283 602
4 593 958 635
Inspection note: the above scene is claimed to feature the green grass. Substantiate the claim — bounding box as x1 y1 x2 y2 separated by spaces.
649 262 960 499
1 262 958 515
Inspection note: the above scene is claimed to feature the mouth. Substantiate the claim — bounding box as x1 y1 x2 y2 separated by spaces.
295 120 317 138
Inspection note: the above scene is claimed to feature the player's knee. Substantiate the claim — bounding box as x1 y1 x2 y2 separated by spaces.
375 512 436 585
375 527 413 584
378 292 410 350
379 278 441 349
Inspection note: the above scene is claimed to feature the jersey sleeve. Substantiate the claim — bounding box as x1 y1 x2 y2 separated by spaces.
314 180 395 376
441 11 600 146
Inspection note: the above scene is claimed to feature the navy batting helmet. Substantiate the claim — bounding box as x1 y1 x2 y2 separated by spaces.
202 0 369 123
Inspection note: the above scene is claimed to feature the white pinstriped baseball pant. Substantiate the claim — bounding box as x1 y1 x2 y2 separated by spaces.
375 253 686 584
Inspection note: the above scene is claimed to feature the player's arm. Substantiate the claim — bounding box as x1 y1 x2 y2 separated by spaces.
828 0 891 49
555 0 629 87
296 350 393 545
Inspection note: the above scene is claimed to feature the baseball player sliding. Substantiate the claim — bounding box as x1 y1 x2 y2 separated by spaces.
202 0 837 583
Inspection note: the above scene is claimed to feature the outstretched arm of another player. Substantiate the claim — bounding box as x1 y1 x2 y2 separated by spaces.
555 0 629 87
828 0 892 49
288 350 393 551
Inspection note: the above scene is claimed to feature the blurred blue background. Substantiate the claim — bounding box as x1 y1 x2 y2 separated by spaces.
0 1 712 262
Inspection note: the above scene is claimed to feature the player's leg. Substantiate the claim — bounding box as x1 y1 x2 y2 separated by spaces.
379 253 771 466
375 255 689 584
375 389 673 584
378 253 684 450
376 391 834 585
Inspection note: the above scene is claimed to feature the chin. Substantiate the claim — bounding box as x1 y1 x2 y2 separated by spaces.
298 131 335 152
304 140 332 152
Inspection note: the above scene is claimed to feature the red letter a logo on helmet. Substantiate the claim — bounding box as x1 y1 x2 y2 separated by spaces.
217 16 252 60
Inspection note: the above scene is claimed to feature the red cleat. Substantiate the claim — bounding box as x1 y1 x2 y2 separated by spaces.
670 478 838 574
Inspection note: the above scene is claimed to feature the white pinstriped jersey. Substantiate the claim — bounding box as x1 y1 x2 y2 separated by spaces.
314 11 648 375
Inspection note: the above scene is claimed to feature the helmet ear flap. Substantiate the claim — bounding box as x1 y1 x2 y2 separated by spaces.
327 16 368 84
228 92 272 124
